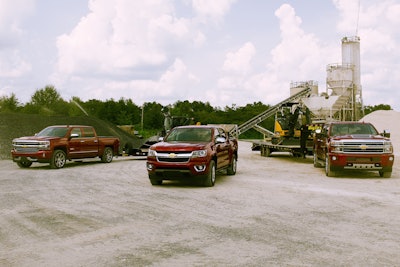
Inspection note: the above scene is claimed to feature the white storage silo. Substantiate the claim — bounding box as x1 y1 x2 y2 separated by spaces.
341 36 361 94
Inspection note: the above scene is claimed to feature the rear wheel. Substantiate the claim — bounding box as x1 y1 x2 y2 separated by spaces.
50 150 66 169
379 171 392 178
325 155 335 177
17 159 32 168
101 147 114 163
227 156 237 175
203 160 216 187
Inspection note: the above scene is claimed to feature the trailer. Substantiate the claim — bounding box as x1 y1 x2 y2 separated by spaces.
252 134 315 158
253 141 298 156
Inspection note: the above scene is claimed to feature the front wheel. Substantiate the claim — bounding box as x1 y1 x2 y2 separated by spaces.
379 171 392 178
17 159 32 168
101 147 114 163
227 156 237 175
325 155 335 177
203 160 216 187
50 150 66 169
149 174 162 185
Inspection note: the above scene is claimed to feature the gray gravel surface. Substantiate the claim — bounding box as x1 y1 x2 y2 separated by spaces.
1 141 399 266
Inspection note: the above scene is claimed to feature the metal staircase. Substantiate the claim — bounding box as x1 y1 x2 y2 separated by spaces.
229 87 312 137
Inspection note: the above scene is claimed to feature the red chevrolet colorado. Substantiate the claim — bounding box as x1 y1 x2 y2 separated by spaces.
11 125 120 169
146 125 238 186
313 121 394 177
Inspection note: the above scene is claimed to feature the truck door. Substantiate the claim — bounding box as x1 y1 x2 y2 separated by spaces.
80 127 99 157
215 128 230 168
68 127 83 158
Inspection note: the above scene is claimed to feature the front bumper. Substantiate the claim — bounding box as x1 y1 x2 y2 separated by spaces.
327 153 394 171
11 150 53 163
146 158 210 179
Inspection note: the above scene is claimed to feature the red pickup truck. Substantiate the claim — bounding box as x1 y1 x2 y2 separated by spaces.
146 125 238 186
11 125 120 169
313 121 394 177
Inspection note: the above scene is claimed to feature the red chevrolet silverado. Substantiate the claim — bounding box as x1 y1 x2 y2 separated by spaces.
146 125 238 186
11 125 120 169
313 121 394 177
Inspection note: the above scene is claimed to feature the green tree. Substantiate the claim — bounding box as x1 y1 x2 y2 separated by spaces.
0 93 20 112
25 85 68 115
364 104 392 115
143 102 163 130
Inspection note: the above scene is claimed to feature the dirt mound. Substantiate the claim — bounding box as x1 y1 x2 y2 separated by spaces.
360 110 400 155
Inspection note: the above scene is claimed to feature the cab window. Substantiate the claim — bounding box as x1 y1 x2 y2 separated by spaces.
71 128 82 137
83 127 95 137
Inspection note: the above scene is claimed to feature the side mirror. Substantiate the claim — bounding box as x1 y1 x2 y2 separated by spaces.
216 136 226 144
381 129 390 138
158 136 164 142
70 133 80 139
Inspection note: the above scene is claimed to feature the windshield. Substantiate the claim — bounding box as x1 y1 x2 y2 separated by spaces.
331 124 378 136
37 127 68 138
165 128 212 142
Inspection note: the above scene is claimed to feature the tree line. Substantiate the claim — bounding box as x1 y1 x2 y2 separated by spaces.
0 85 392 138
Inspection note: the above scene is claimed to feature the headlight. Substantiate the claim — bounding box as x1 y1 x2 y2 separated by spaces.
330 140 343 152
38 141 50 149
383 141 393 153
192 149 207 158
148 149 156 157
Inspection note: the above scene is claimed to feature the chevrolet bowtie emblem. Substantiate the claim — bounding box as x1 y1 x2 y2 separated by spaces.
359 145 368 150
169 153 177 158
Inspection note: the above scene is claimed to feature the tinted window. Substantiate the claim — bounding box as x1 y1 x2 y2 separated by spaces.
83 127 95 137
165 128 212 142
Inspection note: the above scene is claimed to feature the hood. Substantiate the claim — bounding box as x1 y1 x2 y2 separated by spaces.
150 141 208 152
331 134 388 141
13 136 61 142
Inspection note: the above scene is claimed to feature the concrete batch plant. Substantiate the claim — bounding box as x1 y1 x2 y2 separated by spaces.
301 36 363 121
231 36 364 138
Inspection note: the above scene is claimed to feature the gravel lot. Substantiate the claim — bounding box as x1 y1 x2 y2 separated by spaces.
1 139 399 266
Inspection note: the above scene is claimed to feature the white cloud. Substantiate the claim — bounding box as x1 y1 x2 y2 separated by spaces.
0 0 34 47
55 0 192 76
237 4 333 106
192 0 236 19
222 42 255 74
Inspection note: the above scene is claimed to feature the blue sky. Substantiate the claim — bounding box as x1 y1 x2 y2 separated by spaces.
0 0 399 111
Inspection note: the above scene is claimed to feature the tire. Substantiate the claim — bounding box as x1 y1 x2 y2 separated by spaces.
227 156 237 175
313 152 320 168
265 147 271 157
17 159 32 168
101 147 114 163
203 160 216 187
325 155 335 177
149 174 162 185
50 150 66 169
379 171 392 178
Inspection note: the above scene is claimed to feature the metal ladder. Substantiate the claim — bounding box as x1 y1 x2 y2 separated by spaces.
229 87 311 137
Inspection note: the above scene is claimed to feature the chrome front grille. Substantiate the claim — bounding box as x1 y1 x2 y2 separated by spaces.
13 140 48 153
156 151 191 163
341 141 385 153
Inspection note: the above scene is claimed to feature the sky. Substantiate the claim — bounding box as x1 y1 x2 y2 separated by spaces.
0 0 399 111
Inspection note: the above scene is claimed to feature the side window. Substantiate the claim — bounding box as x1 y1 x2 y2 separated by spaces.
71 128 82 137
83 127 95 138
323 125 329 136
214 129 219 140
218 129 226 138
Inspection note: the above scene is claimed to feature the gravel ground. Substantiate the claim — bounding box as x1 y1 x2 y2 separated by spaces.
0 140 399 267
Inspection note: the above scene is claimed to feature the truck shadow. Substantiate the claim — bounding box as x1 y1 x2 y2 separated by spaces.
155 171 233 188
